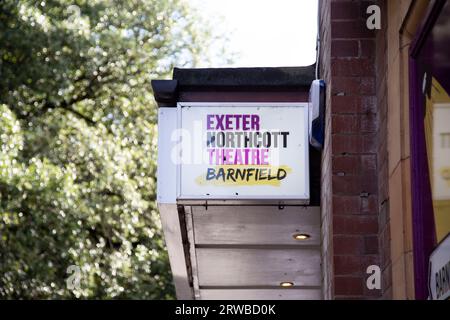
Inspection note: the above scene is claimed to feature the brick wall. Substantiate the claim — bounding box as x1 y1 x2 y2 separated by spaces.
320 0 389 299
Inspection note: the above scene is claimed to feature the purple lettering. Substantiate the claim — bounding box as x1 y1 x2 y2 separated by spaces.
216 114 225 130
206 114 214 130
251 115 260 130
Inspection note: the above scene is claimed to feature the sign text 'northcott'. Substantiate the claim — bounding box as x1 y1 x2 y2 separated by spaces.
178 103 309 202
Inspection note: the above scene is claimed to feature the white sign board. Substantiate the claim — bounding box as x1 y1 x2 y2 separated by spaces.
429 233 450 300
176 103 309 203
433 103 450 200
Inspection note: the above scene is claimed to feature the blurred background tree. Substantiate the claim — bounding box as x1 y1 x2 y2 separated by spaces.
0 0 229 299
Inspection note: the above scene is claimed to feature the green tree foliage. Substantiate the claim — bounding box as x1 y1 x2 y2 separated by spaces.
0 0 223 299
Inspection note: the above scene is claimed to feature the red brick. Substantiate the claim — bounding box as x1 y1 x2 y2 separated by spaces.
332 40 359 57
332 155 361 174
361 96 377 113
332 77 361 95
332 174 378 195
332 58 375 76
331 1 360 20
334 255 380 275
364 235 379 254
331 21 376 39
333 195 361 215
332 175 356 194
361 154 377 170
333 194 378 216
332 95 377 114
332 114 359 133
333 235 365 255
320 0 387 300
360 40 375 57
360 77 376 94
332 134 377 154
332 114 377 134
333 215 379 234
332 95 361 113
335 276 364 296
360 113 378 132
361 195 378 214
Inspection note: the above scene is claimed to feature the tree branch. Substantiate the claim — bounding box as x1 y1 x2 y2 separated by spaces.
59 104 96 125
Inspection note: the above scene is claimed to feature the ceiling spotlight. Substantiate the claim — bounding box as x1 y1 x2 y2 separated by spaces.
280 281 294 287
293 233 310 240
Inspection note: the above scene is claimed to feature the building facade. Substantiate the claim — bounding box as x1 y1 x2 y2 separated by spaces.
153 0 450 300
319 0 450 299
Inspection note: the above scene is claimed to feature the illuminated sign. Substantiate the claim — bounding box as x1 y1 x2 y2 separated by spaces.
176 103 309 203
429 234 450 300
433 103 450 200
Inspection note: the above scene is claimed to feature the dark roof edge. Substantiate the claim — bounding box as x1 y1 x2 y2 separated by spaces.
151 80 178 107
173 65 315 88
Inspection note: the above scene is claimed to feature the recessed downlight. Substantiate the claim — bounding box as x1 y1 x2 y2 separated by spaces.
280 281 294 287
293 233 310 240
